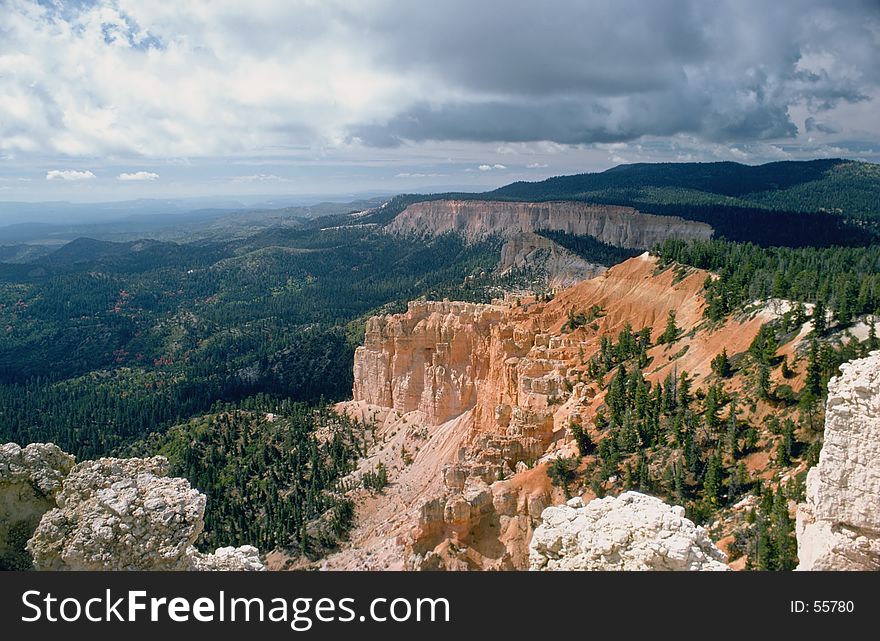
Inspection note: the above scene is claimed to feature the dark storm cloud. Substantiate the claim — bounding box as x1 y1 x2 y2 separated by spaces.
805 117 841 135
346 0 879 146
351 90 797 147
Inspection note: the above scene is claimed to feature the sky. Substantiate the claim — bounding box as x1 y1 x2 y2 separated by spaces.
0 0 879 203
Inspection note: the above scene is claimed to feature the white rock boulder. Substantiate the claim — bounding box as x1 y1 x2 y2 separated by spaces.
27 456 264 571
529 492 729 571
0 442 76 569
796 350 880 571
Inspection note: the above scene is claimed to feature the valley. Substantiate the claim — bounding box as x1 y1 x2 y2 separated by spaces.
2 158 880 571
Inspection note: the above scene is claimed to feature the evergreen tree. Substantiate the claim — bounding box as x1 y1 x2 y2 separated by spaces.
757 364 772 401
659 310 681 344
711 348 731 377
812 300 827 336
570 422 595 456
677 372 692 409
805 338 823 396
702 454 723 506
548 457 579 498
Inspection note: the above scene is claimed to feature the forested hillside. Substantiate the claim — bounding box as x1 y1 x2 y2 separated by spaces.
0 219 507 459
130 402 366 557
491 159 880 217
655 239 880 321
491 159 880 246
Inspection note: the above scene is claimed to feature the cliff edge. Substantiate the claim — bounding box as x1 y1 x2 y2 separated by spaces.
0 443 265 571
796 351 880 570
0 443 75 569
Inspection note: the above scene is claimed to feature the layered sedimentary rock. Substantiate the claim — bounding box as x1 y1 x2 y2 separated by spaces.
529 492 730 571
0 442 75 569
336 253 817 570
336 255 766 570
497 232 606 288
27 455 264 571
796 351 880 570
386 199 713 249
353 301 506 425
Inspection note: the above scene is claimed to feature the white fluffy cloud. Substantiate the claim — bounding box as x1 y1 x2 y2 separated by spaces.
46 170 96 181
0 0 413 159
118 171 159 181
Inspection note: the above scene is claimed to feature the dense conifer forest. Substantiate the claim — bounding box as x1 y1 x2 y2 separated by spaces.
130 402 365 556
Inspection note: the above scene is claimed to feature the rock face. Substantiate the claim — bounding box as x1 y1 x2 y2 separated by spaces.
0 443 75 569
796 351 880 571
334 254 776 570
386 199 714 249
27 455 264 571
497 232 607 288
353 301 506 425
529 492 730 571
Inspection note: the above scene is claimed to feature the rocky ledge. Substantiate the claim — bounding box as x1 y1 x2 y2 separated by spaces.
0 443 264 571
0 442 75 569
528 491 729 571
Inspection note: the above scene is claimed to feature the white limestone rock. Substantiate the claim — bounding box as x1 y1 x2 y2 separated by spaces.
0 442 75 569
27 456 265 571
192 545 266 571
796 350 880 571
528 491 729 571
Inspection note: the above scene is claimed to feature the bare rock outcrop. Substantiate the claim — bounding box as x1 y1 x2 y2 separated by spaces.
0 442 75 569
529 492 730 571
796 350 880 570
498 232 606 288
27 455 264 571
353 300 505 425
338 254 765 570
386 199 713 250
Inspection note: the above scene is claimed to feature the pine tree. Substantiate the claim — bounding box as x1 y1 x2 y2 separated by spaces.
672 460 685 505
570 422 594 456
777 420 795 468
806 338 823 396
677 372 692 409
704 384 721 430
702 454 723 506
636 450 651 492
757 364 772 400
771 489 797 570
812 300 827 336
659 310 681 344
548 457 578 498
711 348 731 377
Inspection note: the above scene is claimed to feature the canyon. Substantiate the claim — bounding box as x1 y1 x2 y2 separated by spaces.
327 253 820 570
2 254 877 570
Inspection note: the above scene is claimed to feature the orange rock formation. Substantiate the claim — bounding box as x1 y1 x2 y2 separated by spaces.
327 254 807 570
